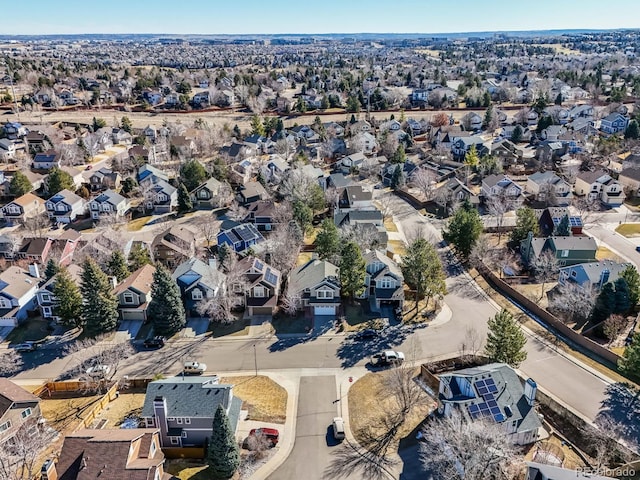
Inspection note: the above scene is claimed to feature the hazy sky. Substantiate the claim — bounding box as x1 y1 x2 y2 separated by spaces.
4 0 640 35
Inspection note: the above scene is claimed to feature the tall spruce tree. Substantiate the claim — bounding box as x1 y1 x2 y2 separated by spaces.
207 404 240 479
148 265 186 335
52 267 83 328
511 206 539 245
8 171 33 197
339 241 366 300
620 265 640 308
107 250 130 283
485 309 527 367
129 244 153 270
614 278 631 314
44 258 60 280
619 334 640 382
442 200 483 258
80 258 119 336
315 218 340 261
401 238 447 311
177 183 193 214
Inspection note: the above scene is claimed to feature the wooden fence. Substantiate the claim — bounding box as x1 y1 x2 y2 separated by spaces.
163 447 206 459
78 383 119 430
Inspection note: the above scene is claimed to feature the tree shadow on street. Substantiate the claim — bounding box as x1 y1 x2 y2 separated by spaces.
596 382 640 451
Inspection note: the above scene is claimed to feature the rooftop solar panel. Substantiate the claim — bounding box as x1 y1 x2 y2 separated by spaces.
477 385 488 396
494 413 505 422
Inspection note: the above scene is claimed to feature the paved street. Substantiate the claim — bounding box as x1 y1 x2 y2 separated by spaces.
269 376 341 480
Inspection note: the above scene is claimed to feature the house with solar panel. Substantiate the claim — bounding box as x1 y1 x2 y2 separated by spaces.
217 223 265 253
235 256 281 317
437 363 543 445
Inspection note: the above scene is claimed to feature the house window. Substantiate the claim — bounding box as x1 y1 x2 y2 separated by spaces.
21 408 31 419
42 306 52 316
198 190 209 199
571 271 577 278
192 289 203 300
182 431 187 438
317 290 333 299
561 250 569 258
150 441 156 456
176 418 183 425
146 418 155 427
0 298 10 309
184 418 191 425
0 421 11 432
41 293 51 303
380 278 395 289
167 417 175 421
123 292 135 304
254 287 265 298
170 437 179 445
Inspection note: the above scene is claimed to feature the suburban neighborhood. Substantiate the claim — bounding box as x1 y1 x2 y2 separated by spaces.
1 15 640 480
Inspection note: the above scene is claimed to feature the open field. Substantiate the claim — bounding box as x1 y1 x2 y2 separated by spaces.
615 223 640 238
40 394 102 432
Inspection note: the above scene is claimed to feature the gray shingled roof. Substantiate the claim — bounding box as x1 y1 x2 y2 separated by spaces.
141 377 233 418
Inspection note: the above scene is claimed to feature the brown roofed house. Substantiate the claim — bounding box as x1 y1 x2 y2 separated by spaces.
0 192 46 225
151 225 197 269
112 264 156 321
0 378 41 446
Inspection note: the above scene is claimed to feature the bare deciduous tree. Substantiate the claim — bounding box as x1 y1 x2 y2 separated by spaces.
0 348 24 377
196 256 245 323
22 213 50 238
0 419 57 480
586 415 638 469
603 314 629 343
410 168 437 201
280 288 302 316
531 250 559 301
486 194 512 243
547 283 596 325
458 325 483 362
194 214 220 249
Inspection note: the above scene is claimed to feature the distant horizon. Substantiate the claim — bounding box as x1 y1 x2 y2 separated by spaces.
4 0 640 36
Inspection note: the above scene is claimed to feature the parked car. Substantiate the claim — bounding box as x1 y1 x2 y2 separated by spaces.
248 428 279 448
369 350 405 367
143 336 166 349
332 417 345 441
13 342 37 352
353 329 377 341
86 365 111 378
85 165 93 170
636 246 640 253
183 361 207 375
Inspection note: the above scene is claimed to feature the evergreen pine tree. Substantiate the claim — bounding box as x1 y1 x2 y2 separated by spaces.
620 266 640 307
442 200 483 258
52 267 83 328
401 238 447 311
391 164 404 190
107 250 130 283
207 405 240 479
592 283 616 323
556 215 571 236
339 241 366 300
511 125 523 143
177 183 193 214
129 244 153 270
46 167 74 197
614 278 631 314
80 259 118 335
485 309 527 367
511 206 540 245
44 258 60 280
148 265 186 335
315 218 340 261
619 334 640 381
180 159 208 191
8 171 33 197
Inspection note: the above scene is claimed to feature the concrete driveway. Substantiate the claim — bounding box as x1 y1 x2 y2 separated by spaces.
114 320 143 342
183 317 210 338
269 376 341 480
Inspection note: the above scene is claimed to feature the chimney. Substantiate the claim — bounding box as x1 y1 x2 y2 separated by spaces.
111 276 118 288
41 459 57 480
28 263 40 279
208 258 217 269
524 378 537 407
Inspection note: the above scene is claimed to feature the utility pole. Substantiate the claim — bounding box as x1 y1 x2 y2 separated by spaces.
253 344 257 376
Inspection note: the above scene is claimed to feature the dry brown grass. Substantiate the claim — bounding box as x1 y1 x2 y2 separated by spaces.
383 217 399 233
388 239 406 256
165 459 210 480
97 392 146 427
40 394 102 432
348 370 433 451
296 252 312 266
220 375 287 424
596 245 624 262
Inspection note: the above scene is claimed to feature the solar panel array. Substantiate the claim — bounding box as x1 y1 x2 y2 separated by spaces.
254 260 264 271
467 378 505 423
264 268 278 285
552 216 582 227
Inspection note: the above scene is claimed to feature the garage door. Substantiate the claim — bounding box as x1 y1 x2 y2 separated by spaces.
314 305 336 316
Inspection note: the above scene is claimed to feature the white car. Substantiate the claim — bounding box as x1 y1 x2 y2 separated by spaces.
183 361 207 375
332 417 345 441
86 365 111 378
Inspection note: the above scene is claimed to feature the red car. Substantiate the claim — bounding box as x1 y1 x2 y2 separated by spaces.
85 165 93 170
248 428 279 448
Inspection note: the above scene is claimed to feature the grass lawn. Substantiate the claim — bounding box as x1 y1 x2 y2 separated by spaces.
271 314 312 334
348 370 434 451
7 317 50 344
98 391 146 427
615 223 640 237
383 217 399 233
40 394 102 432
388 239 406 256
511 283 554 310
296 252 312 266
342 302 375 329
303 228 318 246
596 246 624 262
209 318 251 338
127 216 153 231
220 375 287 423
165 459 209 480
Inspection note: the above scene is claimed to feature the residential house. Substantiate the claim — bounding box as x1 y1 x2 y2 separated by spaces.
111 128 133 145
326 173 353 191
435 363 543 445
151 225 197 269
340 152 367 172
358 131 378 154
192 91 210 106
60 166 85 190
536 207 583 236
500 126 532 143
113 264 155 321
348 120 372 135
0 379 41 446
526 110 539 126
138 164 168 186
451 136 489 159
324 122 345 137
238 181 269 205
2 122 27 140
171 135 196 156
568 104 595 121
0 265 41 326
536 141 567 164
217 223 265 253
129 145 150 163
526 171 573 206
32 150 61 171
141 377 242 449
245 200 277 232
52 229 81 267
520 233 598 267
465 112 483 131
142 91 163 106
235 256 281 316
618 168 640 196
540 125 566 142
220 141 253 162
334 209 388 247
525 461 615 480
558 260 631 291
46 189 85 224
37 264 82 320
433 178 478 213
289 258 341 317
491 139 521 166
89 189 129 221
337 185 374 212
190 177 224 208
264 155 290 183
89 168 121 192
574 169 625 207
0 193 46 225
0 139 16 161
600 112 629 134
381 161 418 187
172 258 225 318
16 237 52 264
144 179 178 214
481 174 524 207
52 429 170 480
360 250 404 312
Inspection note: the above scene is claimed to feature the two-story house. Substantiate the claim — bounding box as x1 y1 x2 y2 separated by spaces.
217 223 265 254
360 250 404 312
36 264 82 321
144 179 178 214
451 136 489 160
151 226 197 269
289 258 341 317
190 177 224 208
89 167 121 192
245 200 277 232
46 189 85 224
0 265 41 326
52 428 170 480
618 168 640 197
568 104 594 121
558 260 631 292
337 185 375 212
574 169 625 207
89 189 129 221
113 264 156 321
0 139 16 161
481 174 524 208
2 122 28 140
0 193 46 225
526 171 573 206
16 237 52 264
520 233 598 267
141 376 242 449
235 256 281 316
600 112 629 134
0 379 41 446
434 363 542 445
173 258 225 318
32 150 61 171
